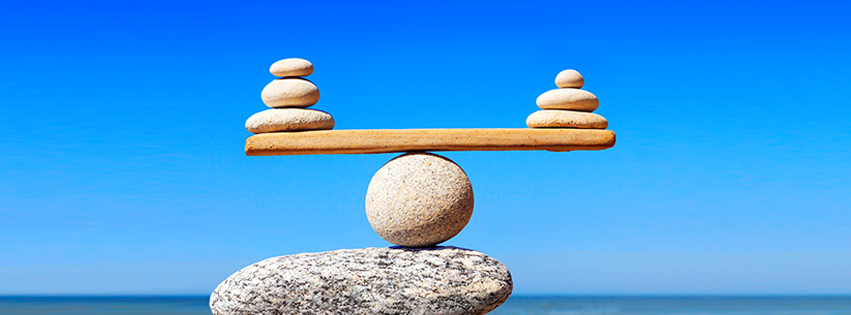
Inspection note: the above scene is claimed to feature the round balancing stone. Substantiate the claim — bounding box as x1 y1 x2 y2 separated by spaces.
536 88 599 112
526 110 608 129
261 78 320 108
270 58 314 77
365 153 474 247
555 69 584 88
245 108 335 134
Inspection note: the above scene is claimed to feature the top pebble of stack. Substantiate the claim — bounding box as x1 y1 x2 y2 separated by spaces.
555 69 584 88
270 58 314 77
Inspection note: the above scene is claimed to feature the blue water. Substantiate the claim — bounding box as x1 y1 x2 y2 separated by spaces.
1 296 850 315
0 297 207 315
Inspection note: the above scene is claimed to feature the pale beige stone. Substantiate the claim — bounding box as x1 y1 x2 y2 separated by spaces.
365 153 473 247
245 128 617 155
526 110 608 129
555 69 584 88
536 89 599 111
261 78 320 108
245 109 335 134
269 58 314 77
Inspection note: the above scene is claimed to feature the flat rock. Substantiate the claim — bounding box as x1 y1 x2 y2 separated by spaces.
366 153 473 247
245 108 334 134
526 110 608 129
555 69 584 88
245 128 618 156
210 247 513 315
261 78 320 108
536 89 599 111
270 58 314 77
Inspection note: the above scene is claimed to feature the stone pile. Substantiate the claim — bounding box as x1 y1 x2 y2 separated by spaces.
215 64 610 315
526 69 608 130
211 152 513 315
245 58 335 134
215 61 518 315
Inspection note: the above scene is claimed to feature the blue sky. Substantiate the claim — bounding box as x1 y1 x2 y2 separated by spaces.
1 0 849 295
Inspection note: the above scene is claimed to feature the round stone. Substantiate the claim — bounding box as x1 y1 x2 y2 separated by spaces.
270 58 314 77
555 69 584 88
261 78 320 108
536 88 599 111
245 108 335 134
365 153 473 248
526 110 608 129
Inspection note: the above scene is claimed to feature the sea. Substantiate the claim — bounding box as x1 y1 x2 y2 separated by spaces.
1 296 850 315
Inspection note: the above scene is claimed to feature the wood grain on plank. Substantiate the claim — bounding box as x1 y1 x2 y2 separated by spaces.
246 128 616 156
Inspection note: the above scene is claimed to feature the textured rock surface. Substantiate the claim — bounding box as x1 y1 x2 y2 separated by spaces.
366 153 473 247
269 58 314 77
526 110 607 129
261 78 320 108
555 69 584 88
536 89 599 111
210 247 513 315
245 108 334 134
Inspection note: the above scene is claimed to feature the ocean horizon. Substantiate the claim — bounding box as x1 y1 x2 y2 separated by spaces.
2 295 851 315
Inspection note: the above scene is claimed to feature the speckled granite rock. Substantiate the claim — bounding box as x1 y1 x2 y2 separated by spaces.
245 108 335 134
209 247 512 315
261 78 320 108
366 153 473 247
526 110 608 129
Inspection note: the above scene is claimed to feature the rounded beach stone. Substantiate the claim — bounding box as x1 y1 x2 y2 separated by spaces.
555 69 584 88
245 108 334 134
526 110 608 129
260 78 320 108
269 58 314 77
536 88 599 111
365 153 473 247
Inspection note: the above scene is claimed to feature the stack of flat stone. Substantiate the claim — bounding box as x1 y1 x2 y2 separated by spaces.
211 152 513 315
245 58 335 134
526 69 608 129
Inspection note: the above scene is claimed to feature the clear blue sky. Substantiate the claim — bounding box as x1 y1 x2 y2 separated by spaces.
1 0 849 295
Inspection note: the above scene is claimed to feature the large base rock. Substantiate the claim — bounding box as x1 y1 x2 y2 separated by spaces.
210 247 512 315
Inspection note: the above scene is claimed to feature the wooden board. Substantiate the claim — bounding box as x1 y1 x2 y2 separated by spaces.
245 128 616 156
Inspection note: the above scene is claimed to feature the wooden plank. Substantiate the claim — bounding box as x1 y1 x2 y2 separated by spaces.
245 128 616 156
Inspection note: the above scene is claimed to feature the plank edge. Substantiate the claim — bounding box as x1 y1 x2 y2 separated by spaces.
245 128 616 156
